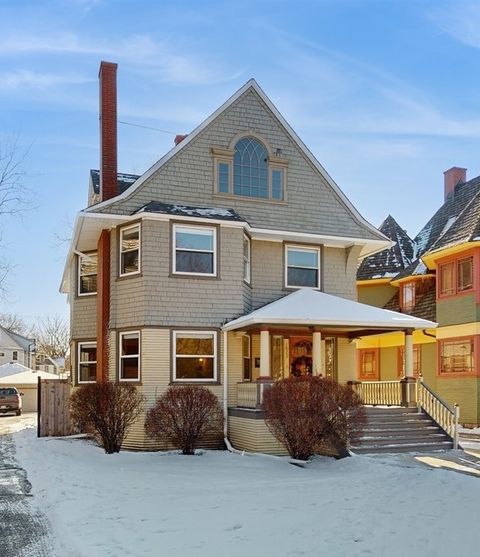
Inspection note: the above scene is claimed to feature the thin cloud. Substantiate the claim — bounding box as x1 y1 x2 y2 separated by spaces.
0 70 92 91
0 32 244 86
430 2 480 48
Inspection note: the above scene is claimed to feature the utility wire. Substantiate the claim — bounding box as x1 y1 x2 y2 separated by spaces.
118 120 178 135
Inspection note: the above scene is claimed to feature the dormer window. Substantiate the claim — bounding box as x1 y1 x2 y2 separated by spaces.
212 135 287 201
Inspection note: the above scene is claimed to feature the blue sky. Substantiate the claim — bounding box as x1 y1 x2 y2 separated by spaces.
1 0 480 323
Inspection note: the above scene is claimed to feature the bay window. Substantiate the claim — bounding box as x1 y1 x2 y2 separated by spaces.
173 225 217 276
173 331 217 381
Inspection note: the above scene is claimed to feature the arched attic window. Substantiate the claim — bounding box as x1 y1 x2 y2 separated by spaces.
213 134 287 201
233 137 268 198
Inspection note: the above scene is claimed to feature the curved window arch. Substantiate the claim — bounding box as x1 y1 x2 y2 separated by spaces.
233 137 269 198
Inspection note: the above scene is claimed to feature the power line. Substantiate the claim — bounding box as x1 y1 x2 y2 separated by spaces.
118 120 178 135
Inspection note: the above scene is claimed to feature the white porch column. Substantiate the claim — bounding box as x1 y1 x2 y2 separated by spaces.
405 330 414 379
259 328 271 379
312 330 322 376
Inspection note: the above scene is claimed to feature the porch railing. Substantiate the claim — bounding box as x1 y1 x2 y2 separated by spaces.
416 378 459 449
350 380 403 406
237 381 274 409
350 378 460 449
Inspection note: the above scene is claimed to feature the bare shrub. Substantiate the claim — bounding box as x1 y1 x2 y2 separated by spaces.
145 386 223 455
70 382 144 454
262 376 365 460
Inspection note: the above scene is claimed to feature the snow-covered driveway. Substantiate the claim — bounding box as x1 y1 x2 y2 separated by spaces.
14 430 480 557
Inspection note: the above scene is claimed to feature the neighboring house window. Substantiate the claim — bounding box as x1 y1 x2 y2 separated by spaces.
173 331 217 382
242 335 251 381
119 331 140 382
0 352 4 357
213 137 287 200
401 282 415 313
439 256 474 297
285 245 321 289
119 224 141 276
439 261 455 296
457 256 473 292
78 252 98 296
397 346 421 377
12 351 18 361
78 342 96 383
173 225 217 276
439 338 474 374
358 349 379 380
243 234 251 284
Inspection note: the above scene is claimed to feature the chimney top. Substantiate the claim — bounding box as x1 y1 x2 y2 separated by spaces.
174 134 188 146
443 167 467 201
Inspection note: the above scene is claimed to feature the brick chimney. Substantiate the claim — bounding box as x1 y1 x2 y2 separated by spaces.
174 134 187 146
99 61 118 201
444 167 466 201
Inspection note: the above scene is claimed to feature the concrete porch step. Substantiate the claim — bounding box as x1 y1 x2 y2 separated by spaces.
352 441 453 454
362 426 443 435
357 433 450 446
363 406 419 414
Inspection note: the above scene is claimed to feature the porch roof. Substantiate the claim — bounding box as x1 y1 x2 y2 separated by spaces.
222 288 437 332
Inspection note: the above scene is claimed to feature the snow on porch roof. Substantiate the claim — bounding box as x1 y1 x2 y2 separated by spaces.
222 288 437 332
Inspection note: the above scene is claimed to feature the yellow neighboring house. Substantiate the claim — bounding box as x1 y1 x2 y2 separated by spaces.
357 168 480 426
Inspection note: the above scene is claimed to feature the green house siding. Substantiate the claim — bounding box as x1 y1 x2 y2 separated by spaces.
379 347 397 381
437 293 477 326
436 377 479 425
358 284 397 308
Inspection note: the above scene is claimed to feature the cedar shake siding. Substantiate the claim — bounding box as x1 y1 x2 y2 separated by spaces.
91 89 380 243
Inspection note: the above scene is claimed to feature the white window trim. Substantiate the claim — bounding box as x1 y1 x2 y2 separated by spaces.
172 224 217 277
285 244 321 290
77 342 97 384
119 223 141 277
242 334 251 381
243 234 251 284
173 330 218 382
77 252 98 297
119 331 141 382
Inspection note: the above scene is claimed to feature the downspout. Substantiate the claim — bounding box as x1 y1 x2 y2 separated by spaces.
422 330 437 339
223 330 228 437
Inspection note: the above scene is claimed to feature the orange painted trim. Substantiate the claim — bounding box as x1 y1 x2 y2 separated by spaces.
436 248 479 301
436 335 480 378
358 348 379 381
399 281 415 313
356 278 392 286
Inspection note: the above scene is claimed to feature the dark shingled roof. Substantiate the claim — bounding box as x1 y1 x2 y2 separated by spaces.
135 202 245 222
394 258 429 280
414 175 480 257
383 288 436 322
357 215 415 280
90 169 140 196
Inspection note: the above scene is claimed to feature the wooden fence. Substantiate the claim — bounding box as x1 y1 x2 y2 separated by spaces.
37 378 72 437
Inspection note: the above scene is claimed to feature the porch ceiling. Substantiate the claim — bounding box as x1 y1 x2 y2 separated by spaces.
223 288 437 333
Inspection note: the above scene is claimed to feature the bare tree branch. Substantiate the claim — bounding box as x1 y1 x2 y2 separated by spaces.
31 315 70 358
0 312 29 335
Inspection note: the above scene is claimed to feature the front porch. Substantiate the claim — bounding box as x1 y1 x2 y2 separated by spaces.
221 289 459 454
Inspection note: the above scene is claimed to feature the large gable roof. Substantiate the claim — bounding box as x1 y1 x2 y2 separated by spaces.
357 215 415 280
86 79 385 243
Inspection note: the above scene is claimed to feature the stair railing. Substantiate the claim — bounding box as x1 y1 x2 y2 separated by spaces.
348 380 402 406
416 376 459 449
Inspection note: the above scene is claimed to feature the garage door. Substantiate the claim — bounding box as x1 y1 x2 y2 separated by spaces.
20 387 37 412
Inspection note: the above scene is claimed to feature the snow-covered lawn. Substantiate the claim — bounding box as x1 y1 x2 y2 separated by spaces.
14 428 480 557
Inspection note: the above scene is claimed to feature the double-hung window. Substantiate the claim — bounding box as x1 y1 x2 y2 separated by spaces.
173 225 217 276
173 331 217 381
358 349 379 380
439 338 474 374
457 257 473 292
401 282 415 312
78 252 98 295
119 331 140 381
78 342 97 384
242 335 251 381
439 255 473 297
285 245 321 289
119 224 140 276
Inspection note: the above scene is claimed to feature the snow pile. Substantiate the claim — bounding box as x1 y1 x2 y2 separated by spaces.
14 429 480 557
